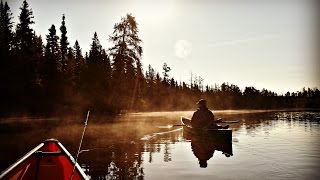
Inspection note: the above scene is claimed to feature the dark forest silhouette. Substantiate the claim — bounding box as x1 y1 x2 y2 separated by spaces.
0 0 319 116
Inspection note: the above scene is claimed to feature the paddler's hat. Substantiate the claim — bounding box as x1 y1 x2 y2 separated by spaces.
197 99 206 106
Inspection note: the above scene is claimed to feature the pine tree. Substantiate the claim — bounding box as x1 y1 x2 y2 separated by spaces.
33 35 44 59
66 46 75 85
101 49 112 105
89 32 102 63
43 24 60 89
67 47 74 63
109 13 142 82
162 62 171 84
81 32 113 110
73 40 84 86
0 0 13 114
45 25 60 62
12 0 40 112
16 0 34 51
60 14 69 72
101 49 112 86
85 32 103 91
146 64 155 85
15 0 37 85
33 35 44 84
74 40 83 60
0 1 13 60
82 32 103 90
109 13 143 109
39 24 63 110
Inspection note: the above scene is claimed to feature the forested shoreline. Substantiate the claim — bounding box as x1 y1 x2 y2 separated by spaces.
0 1 319 117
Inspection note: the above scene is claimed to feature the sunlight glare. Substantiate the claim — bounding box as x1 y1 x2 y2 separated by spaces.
131 1 178 26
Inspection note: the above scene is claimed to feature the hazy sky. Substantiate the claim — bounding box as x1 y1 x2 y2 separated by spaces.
7 0 319 94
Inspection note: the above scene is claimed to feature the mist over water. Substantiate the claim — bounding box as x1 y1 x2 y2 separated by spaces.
0 110 319 179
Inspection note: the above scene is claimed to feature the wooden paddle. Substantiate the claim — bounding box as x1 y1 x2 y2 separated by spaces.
175 119 239 126
218 120 239 123
159 119 239 129
157 124 184 128
216 118 239 123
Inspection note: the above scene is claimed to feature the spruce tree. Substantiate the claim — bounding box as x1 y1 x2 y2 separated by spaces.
145 64 155 99
102 49 112 86
82 32 112 110
0 0 13 114
60 14 69 72
33 34 44 83
45 25 60 62
67 47 74 63
0 1 13 60
85 32 102 92
73 40 84 86
146 64 155 85
66 46 75 84
74 40 83 60
43 24 60 90
33 35 44 59
13 0 40 112
162 62 171 84
16 0 34 50
89 32 102 63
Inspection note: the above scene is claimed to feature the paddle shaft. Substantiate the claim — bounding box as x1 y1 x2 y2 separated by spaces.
70 110 90 180
172 120 238 127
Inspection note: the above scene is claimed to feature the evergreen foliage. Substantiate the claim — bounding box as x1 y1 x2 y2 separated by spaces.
0 1 318 116
109 13 143 110
0 1 13 59
15 0 34 50
60 14 69 73
0 0 13 113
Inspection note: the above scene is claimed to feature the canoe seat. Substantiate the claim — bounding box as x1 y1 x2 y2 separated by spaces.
34 151 63 156
34 151 65 180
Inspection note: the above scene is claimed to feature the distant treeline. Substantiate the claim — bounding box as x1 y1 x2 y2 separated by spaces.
0 1 319 116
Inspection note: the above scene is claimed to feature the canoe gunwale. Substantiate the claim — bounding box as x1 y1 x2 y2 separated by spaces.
0 143 44 179
0 138 88 180
57 140 88 179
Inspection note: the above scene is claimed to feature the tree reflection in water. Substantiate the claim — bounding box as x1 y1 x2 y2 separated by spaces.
79 127 233 179
80 142 144 180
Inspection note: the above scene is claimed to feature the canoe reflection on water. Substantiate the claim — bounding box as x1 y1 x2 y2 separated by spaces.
183 132 233 168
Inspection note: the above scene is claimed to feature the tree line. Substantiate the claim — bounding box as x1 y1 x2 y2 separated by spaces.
0 0 319 116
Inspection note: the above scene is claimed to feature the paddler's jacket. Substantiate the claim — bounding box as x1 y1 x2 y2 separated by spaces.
191 107 215 128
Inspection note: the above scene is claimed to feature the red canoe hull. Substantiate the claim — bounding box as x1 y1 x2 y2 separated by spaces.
0 139 87 180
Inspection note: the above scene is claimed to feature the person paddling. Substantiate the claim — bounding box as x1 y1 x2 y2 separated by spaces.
191 99 229 129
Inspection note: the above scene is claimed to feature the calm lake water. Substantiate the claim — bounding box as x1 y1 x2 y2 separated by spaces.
1 110 320 179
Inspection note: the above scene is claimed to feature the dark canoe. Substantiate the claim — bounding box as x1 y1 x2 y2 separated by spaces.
0 139 88 180
183 130 233 158
181 117 232 142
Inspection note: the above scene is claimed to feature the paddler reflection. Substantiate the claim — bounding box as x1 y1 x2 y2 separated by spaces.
185 133 233 168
